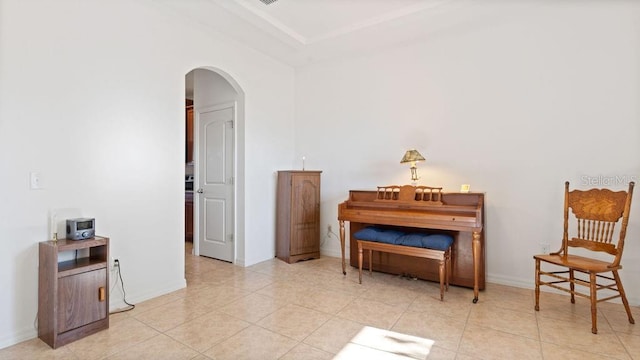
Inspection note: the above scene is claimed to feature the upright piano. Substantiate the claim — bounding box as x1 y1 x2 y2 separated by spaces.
338 185 485 303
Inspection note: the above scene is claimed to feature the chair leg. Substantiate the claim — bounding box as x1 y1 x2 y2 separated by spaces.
589 272 598 334
613 270 635 325
368 249 372 275
534 259 540 311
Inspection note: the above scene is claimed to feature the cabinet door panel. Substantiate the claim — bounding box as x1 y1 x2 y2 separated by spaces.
57 269 107 333
291 175 320 255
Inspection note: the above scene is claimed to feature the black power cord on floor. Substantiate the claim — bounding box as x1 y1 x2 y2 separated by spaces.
109 259 135 314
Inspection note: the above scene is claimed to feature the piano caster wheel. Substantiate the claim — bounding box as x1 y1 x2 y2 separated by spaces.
343 271 346 275
472 297 478 303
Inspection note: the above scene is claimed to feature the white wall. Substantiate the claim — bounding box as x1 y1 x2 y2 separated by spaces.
296 1 640 303
0 0 294 348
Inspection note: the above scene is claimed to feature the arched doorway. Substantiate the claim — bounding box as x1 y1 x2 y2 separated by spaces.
185 68 245 264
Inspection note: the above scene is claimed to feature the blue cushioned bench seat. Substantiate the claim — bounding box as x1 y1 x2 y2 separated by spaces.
353 227 454 250
353 226 454 300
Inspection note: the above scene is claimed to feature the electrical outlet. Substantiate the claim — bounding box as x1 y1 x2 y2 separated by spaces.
539 243 550 255
111 257 119 270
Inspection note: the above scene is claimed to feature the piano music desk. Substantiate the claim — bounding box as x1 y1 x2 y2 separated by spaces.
338 185 485 303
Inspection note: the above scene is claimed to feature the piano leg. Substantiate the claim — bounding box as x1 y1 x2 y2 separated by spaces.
472 231 481 303
339 220 346 275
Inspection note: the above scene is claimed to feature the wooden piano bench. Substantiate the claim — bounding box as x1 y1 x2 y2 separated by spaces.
354 227 453 301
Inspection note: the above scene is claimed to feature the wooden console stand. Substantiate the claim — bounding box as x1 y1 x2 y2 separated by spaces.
38 236 109 348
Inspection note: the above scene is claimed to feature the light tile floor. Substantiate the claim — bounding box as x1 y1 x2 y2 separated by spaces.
2 242 639 359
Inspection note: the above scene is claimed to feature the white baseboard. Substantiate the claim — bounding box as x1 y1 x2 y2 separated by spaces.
235 256 246 267
111 278 187 312
0 327 37 351
486 273 533 290
320 247 350 259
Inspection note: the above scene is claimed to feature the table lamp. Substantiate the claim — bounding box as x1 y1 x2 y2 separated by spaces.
400 149 425 183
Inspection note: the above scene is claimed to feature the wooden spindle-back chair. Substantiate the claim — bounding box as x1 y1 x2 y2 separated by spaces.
534 181 635 334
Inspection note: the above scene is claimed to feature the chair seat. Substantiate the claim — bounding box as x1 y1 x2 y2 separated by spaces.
534 254 622 273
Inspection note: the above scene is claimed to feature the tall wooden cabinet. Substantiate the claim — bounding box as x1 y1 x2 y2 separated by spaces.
38 237 109 348
276 171 322 263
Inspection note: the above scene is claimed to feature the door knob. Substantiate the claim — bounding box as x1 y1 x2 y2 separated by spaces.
197 188 204 193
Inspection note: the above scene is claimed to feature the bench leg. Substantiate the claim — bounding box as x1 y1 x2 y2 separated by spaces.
438 258 445 301
446 250 451 291
358 243 363 284
356 241 451 302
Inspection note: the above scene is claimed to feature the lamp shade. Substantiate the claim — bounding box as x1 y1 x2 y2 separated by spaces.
400 149 425 164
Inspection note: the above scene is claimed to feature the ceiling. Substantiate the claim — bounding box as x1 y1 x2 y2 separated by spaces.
153 0 478 67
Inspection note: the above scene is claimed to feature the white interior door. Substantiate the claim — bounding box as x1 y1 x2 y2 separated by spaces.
196 104 234 262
